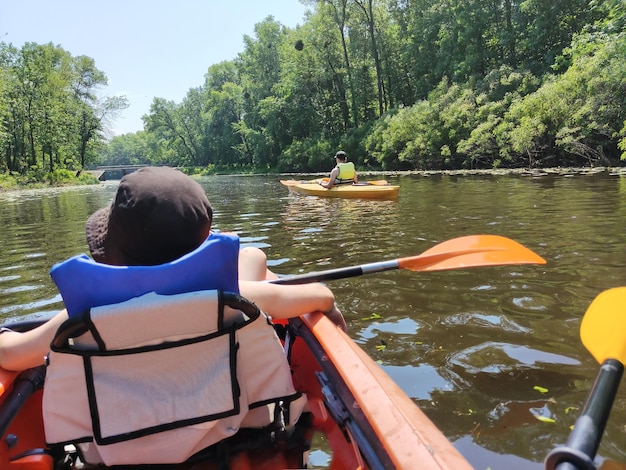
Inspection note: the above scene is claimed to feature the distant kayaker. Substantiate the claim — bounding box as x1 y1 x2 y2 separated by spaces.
0 166 346 371
319 150 358 188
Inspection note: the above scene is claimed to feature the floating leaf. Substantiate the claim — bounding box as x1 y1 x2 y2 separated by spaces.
415 341 423 345
564 406 579 414
533 385 549 394
375 340 387 351
363 313 382 320
534 415 556 423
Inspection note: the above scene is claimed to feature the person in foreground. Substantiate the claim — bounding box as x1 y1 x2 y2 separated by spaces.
0 166 346 372
319 150 358 188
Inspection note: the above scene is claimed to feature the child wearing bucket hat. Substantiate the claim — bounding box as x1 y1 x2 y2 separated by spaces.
0 167 345 371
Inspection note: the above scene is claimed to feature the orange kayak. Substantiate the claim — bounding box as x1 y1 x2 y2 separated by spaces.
0 313 471 470
281 179 400 200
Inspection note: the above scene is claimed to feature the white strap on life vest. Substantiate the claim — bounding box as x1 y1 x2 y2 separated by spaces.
42 290 306 466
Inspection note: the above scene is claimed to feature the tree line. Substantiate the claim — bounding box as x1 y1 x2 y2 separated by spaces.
2 0 625 176
0 42 128 177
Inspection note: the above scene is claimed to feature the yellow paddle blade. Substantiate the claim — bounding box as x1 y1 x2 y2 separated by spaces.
581 287 626 364
319 177 389 185
280 180 303 187
398 235 546 271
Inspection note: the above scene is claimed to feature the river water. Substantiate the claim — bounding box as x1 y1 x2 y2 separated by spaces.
1 172 625 469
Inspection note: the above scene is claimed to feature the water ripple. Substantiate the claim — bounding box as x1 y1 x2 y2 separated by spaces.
1 174 625 467
449 341 580 375
443 312 530 334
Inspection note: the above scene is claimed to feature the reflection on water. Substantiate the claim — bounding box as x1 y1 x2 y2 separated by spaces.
1 172 625 469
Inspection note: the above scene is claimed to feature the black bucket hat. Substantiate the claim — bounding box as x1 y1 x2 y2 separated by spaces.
85 167 213 266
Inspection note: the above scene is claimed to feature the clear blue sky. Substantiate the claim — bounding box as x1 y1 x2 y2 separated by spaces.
1 1 308 136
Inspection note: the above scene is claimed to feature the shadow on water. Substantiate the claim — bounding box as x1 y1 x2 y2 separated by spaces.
1 172 625 469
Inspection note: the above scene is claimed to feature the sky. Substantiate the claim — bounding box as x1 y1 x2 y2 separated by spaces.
1 1 309 136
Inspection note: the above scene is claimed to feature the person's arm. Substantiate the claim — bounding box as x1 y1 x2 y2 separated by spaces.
237 246 346 330
353 169 358 183
240 280 346 331
320 168 339 188
0 310 68 371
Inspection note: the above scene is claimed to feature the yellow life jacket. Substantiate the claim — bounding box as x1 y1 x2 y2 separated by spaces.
336 162 356 183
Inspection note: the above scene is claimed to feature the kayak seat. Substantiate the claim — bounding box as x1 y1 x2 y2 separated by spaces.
41 290 307 467
45 413 314 470
183 411 314 468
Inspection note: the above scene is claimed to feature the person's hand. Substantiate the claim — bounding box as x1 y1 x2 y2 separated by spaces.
324 303 347 332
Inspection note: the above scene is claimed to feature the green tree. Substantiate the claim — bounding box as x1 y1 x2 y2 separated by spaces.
144 97 197 167
238 17 290 168
99 131 159 166
98 0 625 171
502 16 626 167
0 42 126 174
204 63 246 166
71 56 128 169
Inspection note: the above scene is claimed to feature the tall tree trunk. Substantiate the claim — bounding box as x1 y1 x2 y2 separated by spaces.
504 0 517 65
323 0 360 128
355 0 385 116
327 57 351 132
338 0 359 127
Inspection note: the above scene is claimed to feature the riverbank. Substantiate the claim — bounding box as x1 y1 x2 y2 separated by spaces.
0 169 100 192
3 165 625 193
276 166 626 180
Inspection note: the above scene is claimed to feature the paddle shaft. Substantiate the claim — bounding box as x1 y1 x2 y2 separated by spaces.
545 358 624 470
271 239 544 285
0 366 46 438
272 260 399 285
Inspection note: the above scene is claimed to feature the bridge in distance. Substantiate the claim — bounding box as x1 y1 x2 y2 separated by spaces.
88 165 149 180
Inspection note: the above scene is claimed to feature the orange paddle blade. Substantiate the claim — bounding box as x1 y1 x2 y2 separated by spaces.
273 234 545 285
581 287 626 364
398 235 547 271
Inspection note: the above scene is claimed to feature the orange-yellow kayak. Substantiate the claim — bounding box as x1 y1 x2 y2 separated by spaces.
281 180 400 200
0 313 470 470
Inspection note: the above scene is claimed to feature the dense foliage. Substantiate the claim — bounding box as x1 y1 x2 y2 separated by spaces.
0 43 128 175
2 0 625 175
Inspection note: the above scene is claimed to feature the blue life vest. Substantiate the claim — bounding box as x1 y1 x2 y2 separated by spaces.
50 233 240 318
